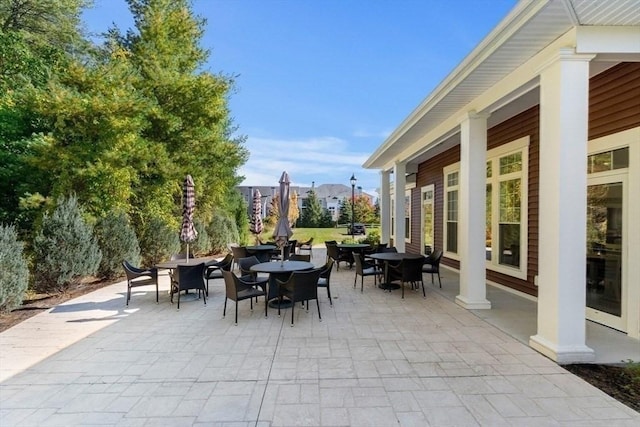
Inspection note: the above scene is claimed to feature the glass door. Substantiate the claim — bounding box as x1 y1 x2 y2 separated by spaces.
421 185 434 255
586 178 625 331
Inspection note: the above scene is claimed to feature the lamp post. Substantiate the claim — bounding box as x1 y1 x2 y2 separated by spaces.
350 174 357 239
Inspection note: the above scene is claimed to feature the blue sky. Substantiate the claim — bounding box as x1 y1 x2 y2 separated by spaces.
83 0 517 197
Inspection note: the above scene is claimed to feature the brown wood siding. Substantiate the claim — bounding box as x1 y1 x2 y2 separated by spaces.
589 62 640 140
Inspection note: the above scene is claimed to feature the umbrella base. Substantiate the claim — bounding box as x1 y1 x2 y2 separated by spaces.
268 298 293 309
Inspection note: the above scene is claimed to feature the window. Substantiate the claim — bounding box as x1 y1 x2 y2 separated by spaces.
405 191 411 241
444 169 459 254
422 185 435 255
444 136 529 277
587 147 629 174
487 137 528 275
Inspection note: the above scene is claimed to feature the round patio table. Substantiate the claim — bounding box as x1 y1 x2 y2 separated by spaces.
246 245 277 263
250 260 315 308
368 252 424 290
155 256 218 270
336 243 371 268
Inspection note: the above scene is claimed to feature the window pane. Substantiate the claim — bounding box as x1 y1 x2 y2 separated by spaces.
588 152 612 173
499 152 522 174
486 161 492 178
447 172 458 187
499 224 520 267
612 147 629 170
447 190 458 221
405 218 410 239
499 179 520 222
447 222 458 253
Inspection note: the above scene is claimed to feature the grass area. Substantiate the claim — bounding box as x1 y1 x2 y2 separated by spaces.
256 226 378 245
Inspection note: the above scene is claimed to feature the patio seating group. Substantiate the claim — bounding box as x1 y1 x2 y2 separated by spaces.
121 242 444 324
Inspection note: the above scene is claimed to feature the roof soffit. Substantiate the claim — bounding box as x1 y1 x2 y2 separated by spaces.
364 0 640 171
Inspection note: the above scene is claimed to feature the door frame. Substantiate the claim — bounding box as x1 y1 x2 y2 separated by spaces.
586 172 628 332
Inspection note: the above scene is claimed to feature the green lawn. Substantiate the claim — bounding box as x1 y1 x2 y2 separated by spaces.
257 227 378 246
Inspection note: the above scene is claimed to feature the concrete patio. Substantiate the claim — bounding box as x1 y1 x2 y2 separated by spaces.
1 248 638 426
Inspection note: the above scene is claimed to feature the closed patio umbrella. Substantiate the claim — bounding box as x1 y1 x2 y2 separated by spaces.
250 188 264 244
273 171 293 265
180 174 198 261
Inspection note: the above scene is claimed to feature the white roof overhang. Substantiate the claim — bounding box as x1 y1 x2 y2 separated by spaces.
364 0 640 172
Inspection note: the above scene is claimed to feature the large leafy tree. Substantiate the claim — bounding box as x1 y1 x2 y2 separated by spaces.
7 0 248 240
0 0 88 229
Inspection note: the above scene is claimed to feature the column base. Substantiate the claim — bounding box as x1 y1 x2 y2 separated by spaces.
529 334 595 363
455 295 491 309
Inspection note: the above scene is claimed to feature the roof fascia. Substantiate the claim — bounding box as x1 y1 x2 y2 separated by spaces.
576 26 640 54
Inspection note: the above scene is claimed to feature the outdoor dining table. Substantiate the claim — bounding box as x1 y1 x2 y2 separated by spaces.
250 260 315 308
246 244 277 263
155 256 218 270
336 243 371 268
368 252 424 290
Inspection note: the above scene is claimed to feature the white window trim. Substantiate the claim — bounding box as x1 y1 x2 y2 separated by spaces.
486 136 529 280
443 162 460 261
421 184 435 256
405 190 412 243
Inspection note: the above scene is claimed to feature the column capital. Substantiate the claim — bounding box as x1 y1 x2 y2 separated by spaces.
536 47 596 74
457 110 491 125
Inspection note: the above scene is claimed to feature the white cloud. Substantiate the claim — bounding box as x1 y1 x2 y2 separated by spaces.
238 135 379 191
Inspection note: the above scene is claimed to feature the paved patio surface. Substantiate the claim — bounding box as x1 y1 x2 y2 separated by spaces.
1 249 638 426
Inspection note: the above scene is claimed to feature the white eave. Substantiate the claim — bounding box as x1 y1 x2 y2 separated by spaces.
363 0 640 170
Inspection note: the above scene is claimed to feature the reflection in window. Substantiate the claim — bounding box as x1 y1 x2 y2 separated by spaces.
499 179 521 267
587 147 629 174
447 189 458 253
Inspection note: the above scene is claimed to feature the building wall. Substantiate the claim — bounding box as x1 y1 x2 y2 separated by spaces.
413 62 640 297
589 62 640 139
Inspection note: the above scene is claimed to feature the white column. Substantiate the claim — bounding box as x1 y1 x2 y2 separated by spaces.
380 170 391 245
456 112 491 310
529 48 595 363
393 162 406 252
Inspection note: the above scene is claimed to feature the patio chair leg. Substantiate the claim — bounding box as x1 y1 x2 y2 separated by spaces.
291 303 295 326
421 280 426 298
437 273 442 288
317 299 321 322
177 291 181 310
264 295 268 318
223 297 228 317
327 287 332 306
155 284 159 304
235 302 238 325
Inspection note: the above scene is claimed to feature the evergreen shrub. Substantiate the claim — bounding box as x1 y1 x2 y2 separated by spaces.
189 219 211 255
208 211 239 254
139 216 180 267
32 195 102 293
0 225 29 312
96 211 141 278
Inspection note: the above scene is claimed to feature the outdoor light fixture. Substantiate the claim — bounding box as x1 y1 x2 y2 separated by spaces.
350 174 357 239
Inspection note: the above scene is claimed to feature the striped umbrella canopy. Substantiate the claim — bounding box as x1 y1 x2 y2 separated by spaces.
273 171 293 263
179 174 198 260
250 188 264 243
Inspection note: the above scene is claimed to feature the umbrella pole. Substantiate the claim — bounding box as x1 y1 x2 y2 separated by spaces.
281 246 284 266
186 243 190 263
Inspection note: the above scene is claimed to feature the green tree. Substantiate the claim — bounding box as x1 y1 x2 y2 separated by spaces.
0 0 88 229
299 190 332 228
